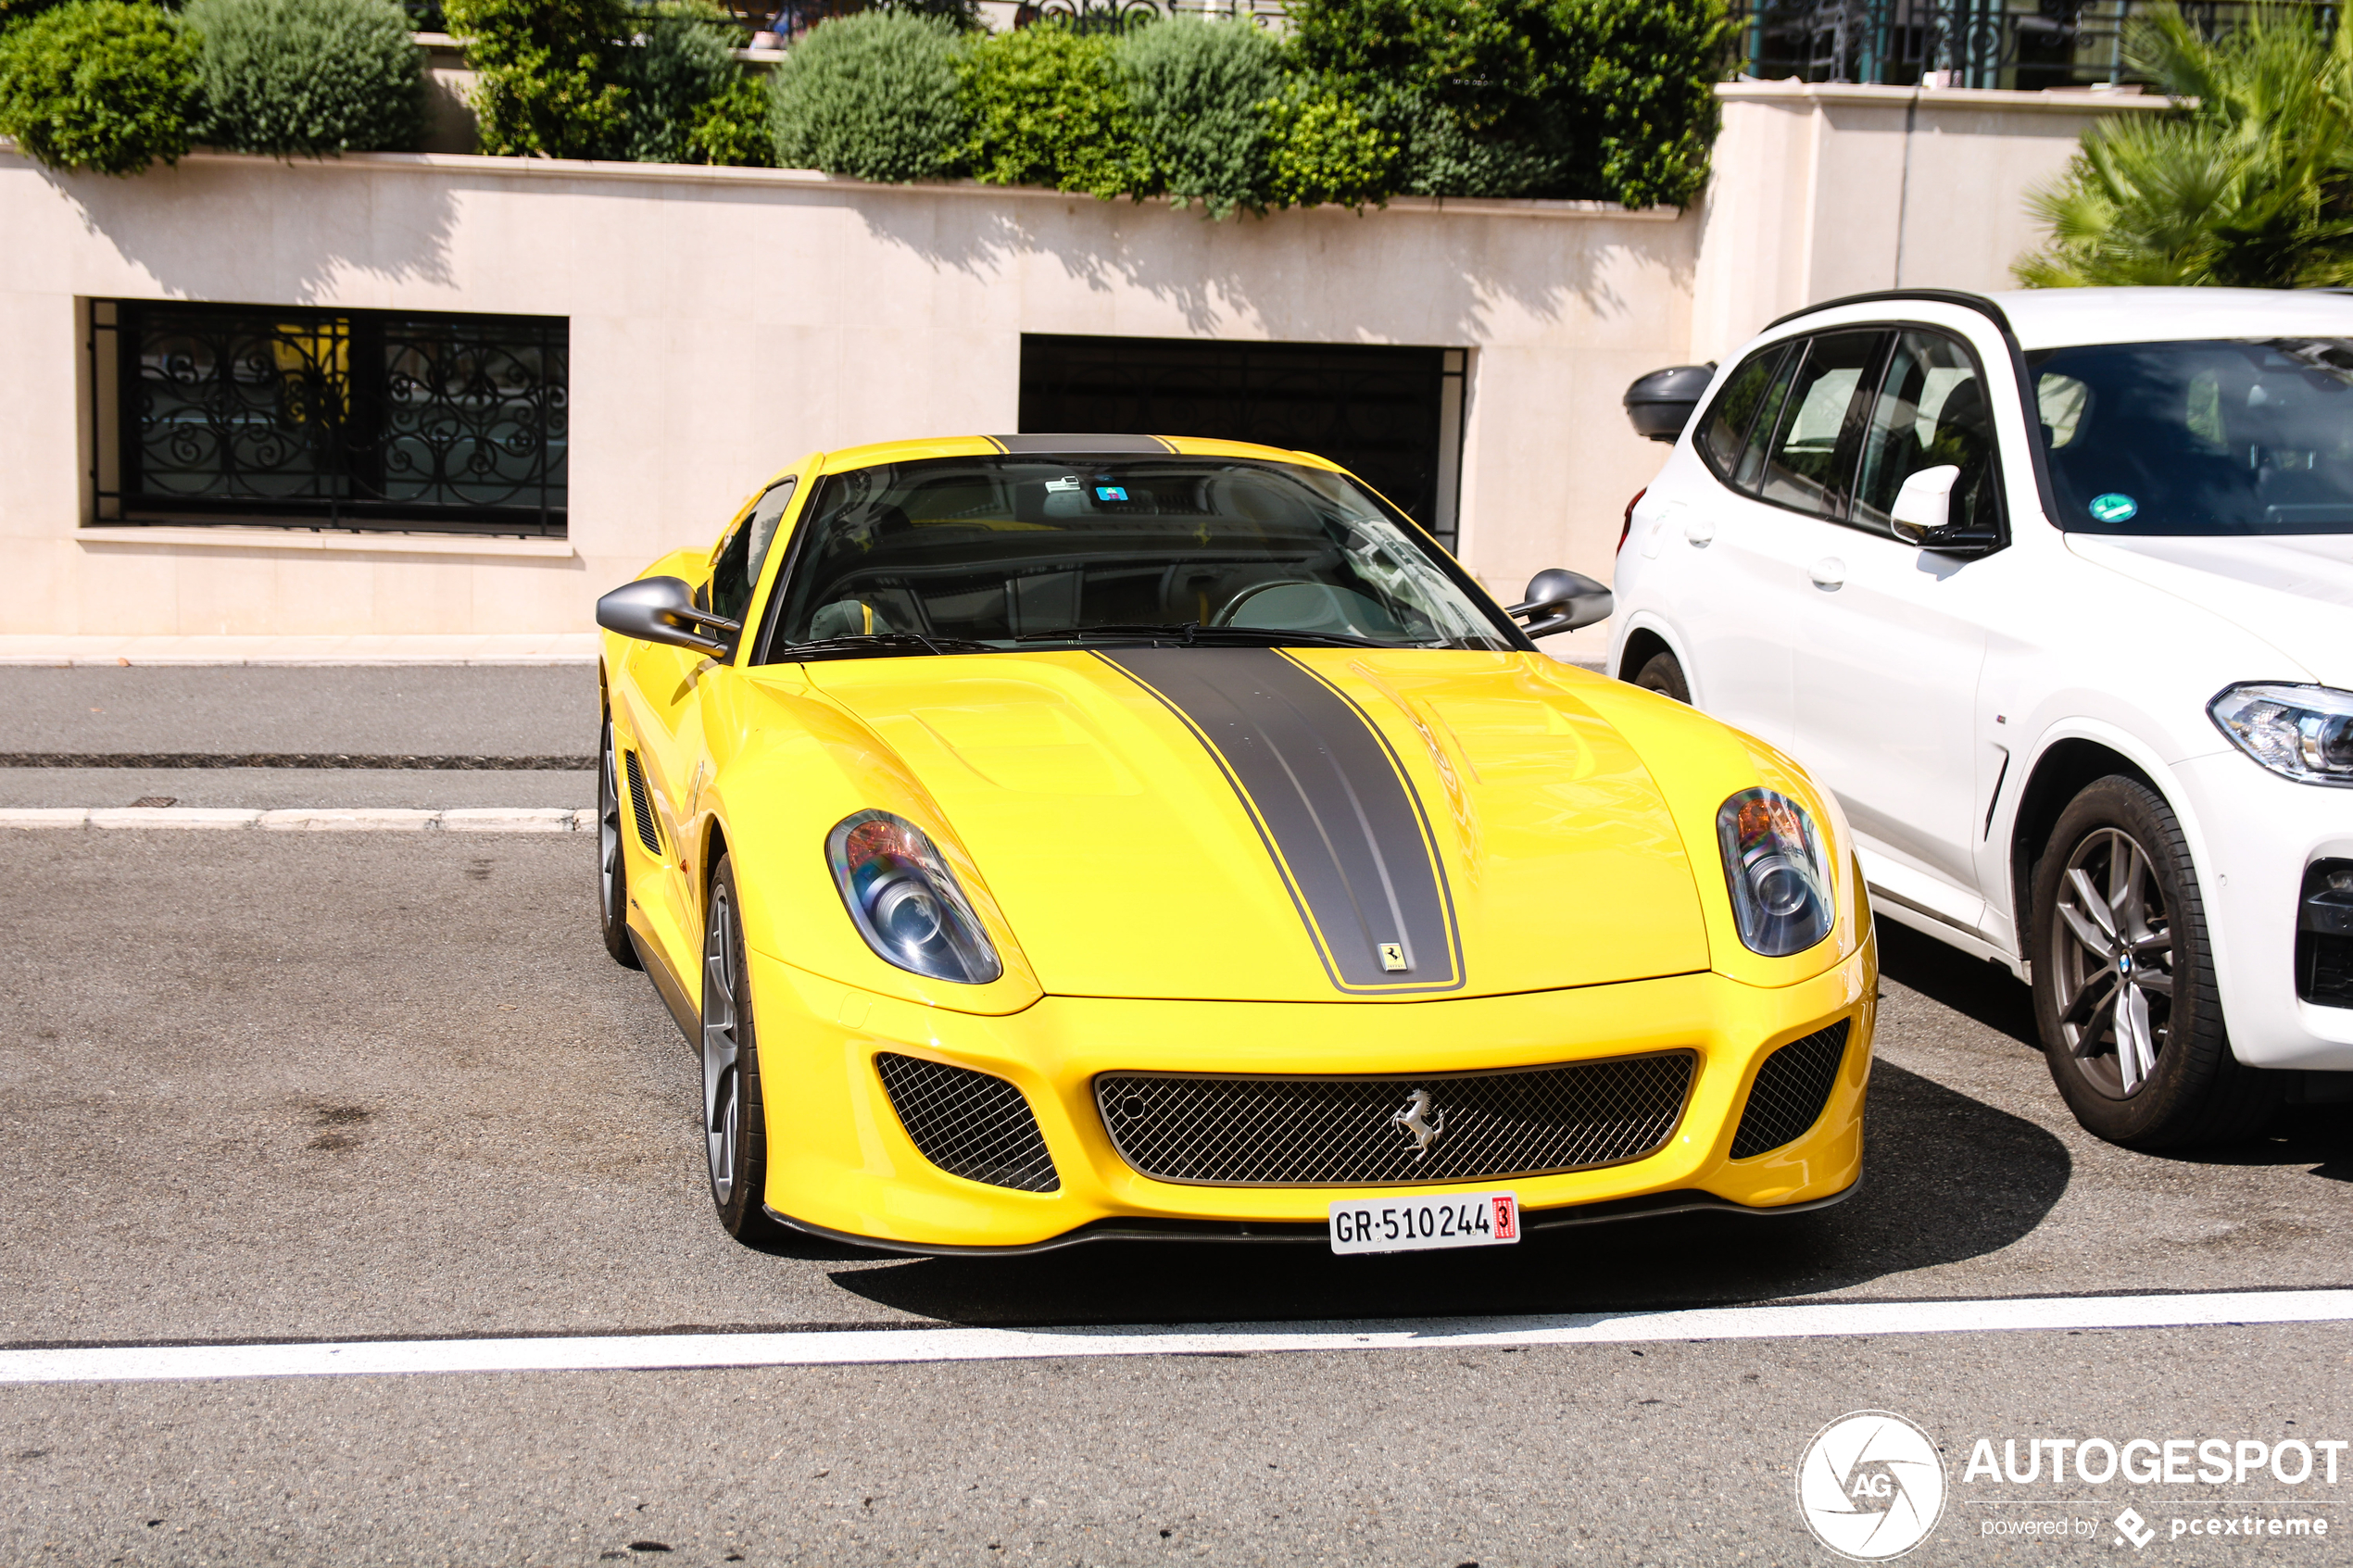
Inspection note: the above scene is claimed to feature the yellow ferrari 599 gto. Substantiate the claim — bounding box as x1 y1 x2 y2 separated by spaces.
595 435 1875 1255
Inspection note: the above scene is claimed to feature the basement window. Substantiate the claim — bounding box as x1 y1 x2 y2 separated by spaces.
87 298 568 538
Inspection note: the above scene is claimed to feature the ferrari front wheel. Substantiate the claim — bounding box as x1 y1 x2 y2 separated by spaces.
702 855 778 1242
597 719 641 969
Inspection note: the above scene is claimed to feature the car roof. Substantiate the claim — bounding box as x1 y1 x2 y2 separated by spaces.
810 434 1345 473
1770 286 2353 353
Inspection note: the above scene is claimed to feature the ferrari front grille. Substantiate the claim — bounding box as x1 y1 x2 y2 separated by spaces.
1095 1051 1695 1188
875 1053 1060 1194
622 747 662 856
1728 1020 1851 1160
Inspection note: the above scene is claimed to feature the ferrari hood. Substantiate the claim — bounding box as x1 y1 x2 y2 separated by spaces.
806 648 1712 1002
2070 533 2353 686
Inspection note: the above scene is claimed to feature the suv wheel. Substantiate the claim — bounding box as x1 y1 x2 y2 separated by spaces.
2031 774 2273 1147
1629 649 1691 703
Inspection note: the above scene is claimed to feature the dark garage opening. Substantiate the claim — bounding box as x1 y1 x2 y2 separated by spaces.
1018 334 1466 551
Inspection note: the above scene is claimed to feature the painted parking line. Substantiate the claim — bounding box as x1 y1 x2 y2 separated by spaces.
6 1289 2350 1387
0 808 595 832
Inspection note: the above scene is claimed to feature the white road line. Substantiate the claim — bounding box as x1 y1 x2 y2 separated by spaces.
0 808 596 832
6 1289 2349 1387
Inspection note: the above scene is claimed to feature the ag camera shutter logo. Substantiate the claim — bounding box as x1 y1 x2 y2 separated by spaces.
1796 1411 1947 1560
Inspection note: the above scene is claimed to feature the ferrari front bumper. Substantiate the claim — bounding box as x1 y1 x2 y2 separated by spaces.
746 941 1877 1253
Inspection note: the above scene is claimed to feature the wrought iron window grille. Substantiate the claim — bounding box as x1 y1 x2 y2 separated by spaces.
88 299 569 539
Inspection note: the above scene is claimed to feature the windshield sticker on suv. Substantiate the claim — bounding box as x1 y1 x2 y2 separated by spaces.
2089 493 2139 523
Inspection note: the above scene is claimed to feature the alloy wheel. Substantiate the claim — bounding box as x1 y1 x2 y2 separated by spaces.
702 883 742 1203
2049 825 2176 1098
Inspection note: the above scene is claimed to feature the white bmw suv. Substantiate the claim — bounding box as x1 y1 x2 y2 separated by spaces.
1609 286 2353 1148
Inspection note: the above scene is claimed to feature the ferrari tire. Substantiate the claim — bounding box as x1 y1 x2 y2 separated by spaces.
2031 774 2274 1148
1630 649 1691 704
701 854 781 1243
597 718 641 969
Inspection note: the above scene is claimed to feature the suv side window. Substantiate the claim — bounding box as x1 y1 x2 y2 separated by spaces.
1696 344 1792 478
706 478 799 629
1852 330 2000 540
1752 330 1885 518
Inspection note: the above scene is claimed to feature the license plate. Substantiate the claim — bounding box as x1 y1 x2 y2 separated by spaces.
1327 1191 1520 1255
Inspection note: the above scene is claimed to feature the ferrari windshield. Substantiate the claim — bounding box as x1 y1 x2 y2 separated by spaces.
760 454 1516 657
2032 337 2353 535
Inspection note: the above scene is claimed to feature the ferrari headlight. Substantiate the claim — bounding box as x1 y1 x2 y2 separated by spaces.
826 810 1002 984
2209 683 2353 786
1716 788 1834 958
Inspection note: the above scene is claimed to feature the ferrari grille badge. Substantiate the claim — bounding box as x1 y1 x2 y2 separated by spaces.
1378 942 1408 972
1391 1088 1444 1158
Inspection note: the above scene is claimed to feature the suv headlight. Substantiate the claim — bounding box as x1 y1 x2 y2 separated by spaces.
1716 789 1834 957
826 809 1003 984
2210 683 2353 787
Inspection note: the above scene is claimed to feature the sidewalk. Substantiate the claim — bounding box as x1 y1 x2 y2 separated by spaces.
0 633 599 666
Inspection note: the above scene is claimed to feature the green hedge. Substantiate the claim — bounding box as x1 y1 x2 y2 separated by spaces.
771 9 966 182
442 0 630 158
623 0 770 166
959 22 1149 200
0 0 201 176
183 0 423 159
1114 16 1284 219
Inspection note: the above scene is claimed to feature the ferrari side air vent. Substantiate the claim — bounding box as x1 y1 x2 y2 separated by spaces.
622 748 663 856
875 1053 1060 1194
1729 1020 1851 1160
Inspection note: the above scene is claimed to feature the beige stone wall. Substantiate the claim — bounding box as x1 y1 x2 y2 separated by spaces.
0 150 1689 645
1692 81 2171 361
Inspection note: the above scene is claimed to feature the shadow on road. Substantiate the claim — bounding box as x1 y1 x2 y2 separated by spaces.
820 1059 2073 1327
1875 917 2039 1049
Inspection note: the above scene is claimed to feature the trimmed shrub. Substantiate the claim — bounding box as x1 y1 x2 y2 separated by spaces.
1284 0 1733 207
959 21 1149 201
183 0 423 159
771 10 965 183
621 0 763 165
688 72 774 167
1114 17 1284 219
1263 82 1397 211
443 0 631 159
0 0 200 175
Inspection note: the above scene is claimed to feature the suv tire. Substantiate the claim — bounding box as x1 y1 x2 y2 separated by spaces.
2031 774 2274 1148
1630 649 1691 704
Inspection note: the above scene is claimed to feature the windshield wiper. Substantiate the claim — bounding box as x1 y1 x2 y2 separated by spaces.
1013 621 1400 650
781 632 1004 659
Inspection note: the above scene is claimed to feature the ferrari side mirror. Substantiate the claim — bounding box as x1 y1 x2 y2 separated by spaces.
596 575 741 659
1507 568 1612 639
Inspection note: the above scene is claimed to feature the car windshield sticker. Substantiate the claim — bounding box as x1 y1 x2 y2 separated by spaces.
2089 492 2138 523
1094 485 1129 502
1099 647 1465 995
1045 476 1080 493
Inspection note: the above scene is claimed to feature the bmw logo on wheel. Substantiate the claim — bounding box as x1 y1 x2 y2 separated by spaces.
1795 1410 1947 1561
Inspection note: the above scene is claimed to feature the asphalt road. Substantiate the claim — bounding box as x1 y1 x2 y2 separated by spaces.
3 831 2352 1565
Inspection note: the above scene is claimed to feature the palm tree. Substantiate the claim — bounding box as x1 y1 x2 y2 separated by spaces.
2016 3 2353 289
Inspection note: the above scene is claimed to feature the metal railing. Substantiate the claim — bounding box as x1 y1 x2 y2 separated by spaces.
1747 0 2338 90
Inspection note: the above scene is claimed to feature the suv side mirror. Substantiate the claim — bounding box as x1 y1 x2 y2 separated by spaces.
1508 568 1613 639
1889 465 1960 545
595 575 741 659
1623 364 1716 444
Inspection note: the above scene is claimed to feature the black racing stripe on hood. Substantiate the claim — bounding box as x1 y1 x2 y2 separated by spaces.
1100 647 1464 995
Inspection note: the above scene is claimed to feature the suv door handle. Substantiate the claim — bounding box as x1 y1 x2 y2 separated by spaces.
1809 557 1846 590
1683 516 1716 547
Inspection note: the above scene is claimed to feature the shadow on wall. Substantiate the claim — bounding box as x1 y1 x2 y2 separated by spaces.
847 189 1687 341
33 152 458 301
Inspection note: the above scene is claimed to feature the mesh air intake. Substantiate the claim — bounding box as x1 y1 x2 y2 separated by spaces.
1729 1020 1851 1160
875 1053 1060 1194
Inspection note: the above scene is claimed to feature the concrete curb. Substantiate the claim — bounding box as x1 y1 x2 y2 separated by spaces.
2 808 598 833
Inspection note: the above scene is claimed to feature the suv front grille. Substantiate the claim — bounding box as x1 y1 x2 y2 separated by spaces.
875 1053 1059 1194
1728 1021 1851 1160
2297 860 2353 1008
1095 1051 1696 1188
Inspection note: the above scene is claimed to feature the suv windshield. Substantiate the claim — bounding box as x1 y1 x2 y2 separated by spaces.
759 454 1517 659
2032 337 2353 535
